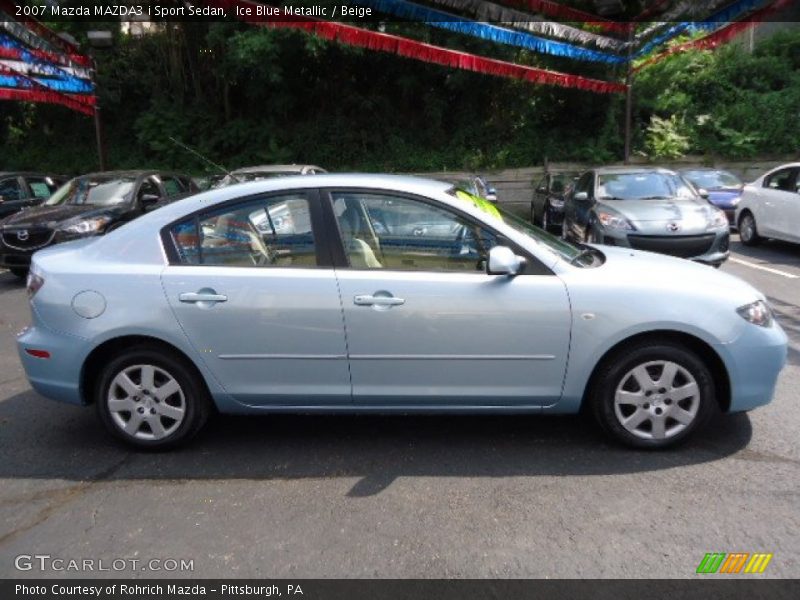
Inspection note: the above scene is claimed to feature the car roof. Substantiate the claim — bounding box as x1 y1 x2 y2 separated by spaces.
130 174 454 223
0 171 64 177
593 166 678 175
230 165 324 174
69 170 187 180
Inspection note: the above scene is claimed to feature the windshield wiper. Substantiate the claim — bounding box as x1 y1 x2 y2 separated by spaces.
637 195 671 200
597 195 626 201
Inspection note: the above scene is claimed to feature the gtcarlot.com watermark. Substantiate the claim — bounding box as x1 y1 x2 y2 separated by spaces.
14 554 194 573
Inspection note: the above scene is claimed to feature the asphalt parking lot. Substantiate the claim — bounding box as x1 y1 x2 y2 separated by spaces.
0 236 798 579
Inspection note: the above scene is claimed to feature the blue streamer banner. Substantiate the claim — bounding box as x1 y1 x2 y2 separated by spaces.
350 0 626 64
0 33 93 93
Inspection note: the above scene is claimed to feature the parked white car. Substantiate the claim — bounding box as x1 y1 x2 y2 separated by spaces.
736 163 800 246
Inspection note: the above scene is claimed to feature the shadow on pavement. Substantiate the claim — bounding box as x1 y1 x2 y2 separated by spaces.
0 390 753 497
730 238 800 269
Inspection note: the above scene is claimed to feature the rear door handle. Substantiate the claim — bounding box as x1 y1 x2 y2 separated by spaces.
179 291 228 304
354 294 405 307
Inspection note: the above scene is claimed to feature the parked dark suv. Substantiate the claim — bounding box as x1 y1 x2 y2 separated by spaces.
0 170 197 278
0 172 66 219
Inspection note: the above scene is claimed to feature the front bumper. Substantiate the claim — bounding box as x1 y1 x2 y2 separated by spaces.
0 250 33 269
716 320 787 412
596 227 730 266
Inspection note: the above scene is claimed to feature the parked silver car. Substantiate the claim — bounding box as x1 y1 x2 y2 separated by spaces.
563 167 730 266
736 162 800 247
17 175 786 450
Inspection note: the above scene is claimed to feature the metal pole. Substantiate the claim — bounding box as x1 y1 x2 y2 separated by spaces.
623 26 634 164
91 57 108 171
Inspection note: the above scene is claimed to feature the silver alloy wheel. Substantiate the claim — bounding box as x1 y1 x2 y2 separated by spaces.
613 360 700 440
107 364 186 441
740 214 756 242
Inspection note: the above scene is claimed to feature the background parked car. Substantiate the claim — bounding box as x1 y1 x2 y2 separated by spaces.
531 171 578 233
212 164 327 188
680 168 743 228
562 167 730 267
0 170 197 278
0 172 66 219
736 162 800 247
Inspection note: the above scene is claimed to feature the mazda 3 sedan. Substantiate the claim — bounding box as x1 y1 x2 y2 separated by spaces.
17 175 786 450
562 167 730 266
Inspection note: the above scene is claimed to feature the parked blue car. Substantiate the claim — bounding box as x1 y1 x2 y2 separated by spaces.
680 168 744 227
17 175 786 450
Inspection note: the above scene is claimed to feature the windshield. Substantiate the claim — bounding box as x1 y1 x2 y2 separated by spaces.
45 177 136 207
597 172 697 201
682 170 742 190
450 189 594 266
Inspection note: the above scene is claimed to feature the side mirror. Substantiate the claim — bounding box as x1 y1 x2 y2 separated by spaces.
485 191 497 203
697 188 710 200
573 191 590 202
487 246 525 276
537 186 547 194
140 193 161 206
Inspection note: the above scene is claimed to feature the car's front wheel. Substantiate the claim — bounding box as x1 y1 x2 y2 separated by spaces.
591 341 716 449
96 345 211 449
738 212 761 246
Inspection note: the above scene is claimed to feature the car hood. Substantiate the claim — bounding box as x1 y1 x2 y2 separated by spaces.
598 198 713 222
707 188 742 208
597 198 721 233
589 245 761 304
0 204 124 229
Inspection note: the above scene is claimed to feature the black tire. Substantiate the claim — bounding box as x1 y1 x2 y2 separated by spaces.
590 341 717 449
95 344 212 450
9 267 28 279
738 212 761 246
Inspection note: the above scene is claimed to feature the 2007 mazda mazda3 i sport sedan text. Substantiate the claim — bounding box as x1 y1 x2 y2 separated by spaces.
16 175 787 450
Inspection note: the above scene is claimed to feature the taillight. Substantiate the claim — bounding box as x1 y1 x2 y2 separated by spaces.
26 271 44 300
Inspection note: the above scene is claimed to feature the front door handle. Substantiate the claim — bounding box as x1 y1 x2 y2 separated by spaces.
354 294 405 307
179 290 228 304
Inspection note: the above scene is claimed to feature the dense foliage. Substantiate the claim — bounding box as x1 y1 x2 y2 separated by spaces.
1 22 798 174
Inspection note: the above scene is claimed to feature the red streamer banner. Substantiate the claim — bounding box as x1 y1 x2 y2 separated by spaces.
633 0 794 72
0 86 94 115
211 1 626 94
0 0 90 65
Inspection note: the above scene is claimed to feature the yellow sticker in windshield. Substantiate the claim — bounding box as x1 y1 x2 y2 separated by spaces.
454 189 502 219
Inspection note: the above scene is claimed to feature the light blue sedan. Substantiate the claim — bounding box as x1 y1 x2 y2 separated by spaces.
17 175 787 449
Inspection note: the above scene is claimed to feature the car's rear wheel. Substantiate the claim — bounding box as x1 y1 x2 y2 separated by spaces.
591 341 716 449
739 212 761 246
95 345 211 449
9 267 28 279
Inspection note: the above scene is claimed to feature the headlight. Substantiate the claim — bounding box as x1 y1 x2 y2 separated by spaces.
59 216 111 236
707 209 728 229
596 211 634 231
736 300 773 328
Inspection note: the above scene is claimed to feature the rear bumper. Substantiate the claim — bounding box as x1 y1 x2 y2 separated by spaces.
16 323 90 405
716 321 788 412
